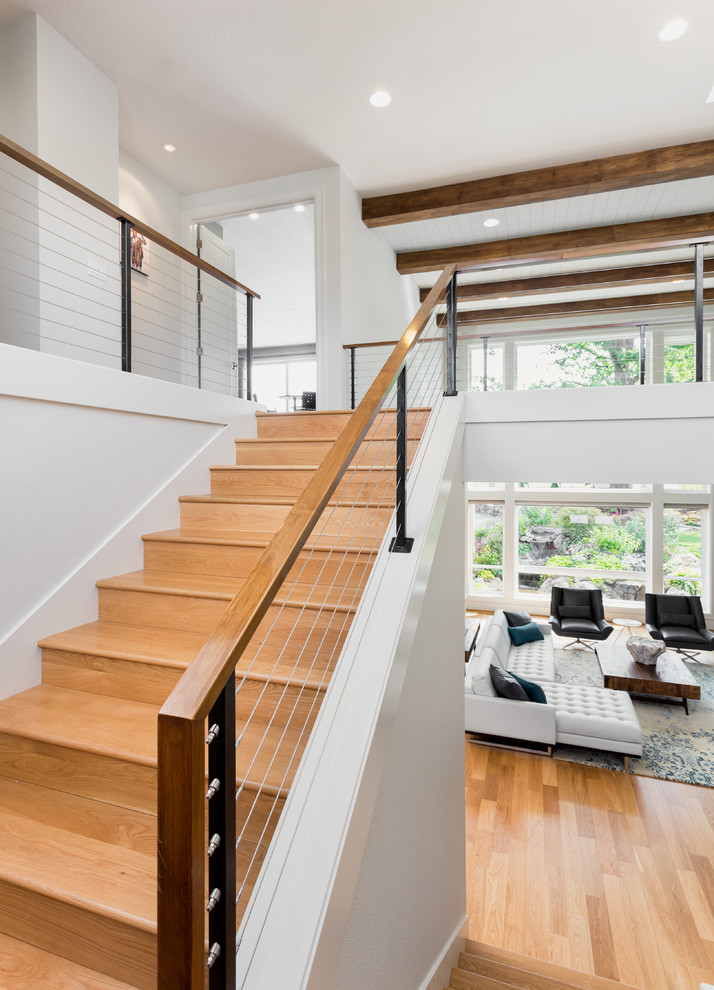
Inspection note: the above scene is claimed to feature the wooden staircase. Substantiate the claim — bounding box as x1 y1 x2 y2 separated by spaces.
445 940 644 990
0 409 414 989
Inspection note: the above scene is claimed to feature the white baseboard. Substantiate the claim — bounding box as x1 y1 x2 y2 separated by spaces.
420 915 469 990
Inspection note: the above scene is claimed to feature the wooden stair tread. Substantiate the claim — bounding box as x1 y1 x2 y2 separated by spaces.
462 943 644 990
0 804 155 930
97 570 359 611
39 621 205 667
141 527 381 553
40 620 340 690
210 462 394 473
0 777 156 855
0 686 158 765
178 493 391 509
0 931 141 989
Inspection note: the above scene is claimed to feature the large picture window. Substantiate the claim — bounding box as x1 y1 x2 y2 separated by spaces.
516 504 646 603
467 482 711 613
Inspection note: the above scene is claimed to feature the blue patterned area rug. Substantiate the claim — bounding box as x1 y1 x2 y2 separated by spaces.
552 649 714 787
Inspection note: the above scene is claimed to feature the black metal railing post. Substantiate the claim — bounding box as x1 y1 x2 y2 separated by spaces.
693 242 704 382
119 219 132 372
444 273 458 396
350 346 356 409
206 673 237 988
388 365 414 554
246 294 254 400
638 324 646 385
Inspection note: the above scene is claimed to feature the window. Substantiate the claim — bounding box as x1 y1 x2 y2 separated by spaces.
252 358 316 411
471 503 503 595
663 506 703 596
516 504 646 603
466 482 711 611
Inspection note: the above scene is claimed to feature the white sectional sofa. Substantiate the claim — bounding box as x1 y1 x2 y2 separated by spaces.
465 610 643 766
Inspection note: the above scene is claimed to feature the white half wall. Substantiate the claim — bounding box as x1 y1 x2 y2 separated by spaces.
236 394 466 990
463 382 714 485
0 342 259 700
332 457 467 990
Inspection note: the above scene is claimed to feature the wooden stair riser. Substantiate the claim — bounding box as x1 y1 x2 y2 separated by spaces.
41 610 349 704
180 497 393 539
236 679 323 731
0 932 143 990
0 877 155 990
449 969 512 989
235 437 418 467
210 465 396 502
143 536 375 589
42 648 183 706
236 788 284 846
0 723 305 827
255 409 429 440
98 587 353 636
0 732 157 814
180 497 292 532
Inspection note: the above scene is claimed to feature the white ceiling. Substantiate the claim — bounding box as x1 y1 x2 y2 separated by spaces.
2 0 714 199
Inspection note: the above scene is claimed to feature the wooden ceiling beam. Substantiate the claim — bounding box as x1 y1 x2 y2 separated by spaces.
437 287 714 326
420 258 714 302
397 212 714 275
363 140 714 228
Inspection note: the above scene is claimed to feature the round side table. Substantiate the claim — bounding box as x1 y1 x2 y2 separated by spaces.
612 617 640 640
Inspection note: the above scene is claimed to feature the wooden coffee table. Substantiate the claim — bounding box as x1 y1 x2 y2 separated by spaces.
596 642 700 714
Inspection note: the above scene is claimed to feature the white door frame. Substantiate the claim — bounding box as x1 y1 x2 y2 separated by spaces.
181 182 330 408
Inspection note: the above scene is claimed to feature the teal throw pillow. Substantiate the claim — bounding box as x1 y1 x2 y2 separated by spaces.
507 621 544 646
509 670 547 704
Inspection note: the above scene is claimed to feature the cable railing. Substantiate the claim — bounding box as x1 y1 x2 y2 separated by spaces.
156 264 457 988
346 310 714 398
0 132 258 394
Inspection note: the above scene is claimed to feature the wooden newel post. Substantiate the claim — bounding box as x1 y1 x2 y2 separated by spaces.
157 713 206 989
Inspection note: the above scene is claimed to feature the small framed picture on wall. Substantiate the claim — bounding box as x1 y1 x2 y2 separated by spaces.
130 228 149 275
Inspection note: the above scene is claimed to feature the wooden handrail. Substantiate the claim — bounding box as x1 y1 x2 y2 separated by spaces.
0 132 260 298
159 263 455 726
157 264 454 986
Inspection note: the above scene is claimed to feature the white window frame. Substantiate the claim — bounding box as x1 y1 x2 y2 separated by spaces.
466 483 712 619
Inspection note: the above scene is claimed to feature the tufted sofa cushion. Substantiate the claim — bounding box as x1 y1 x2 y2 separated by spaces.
543 682 642 745
507 635 555 683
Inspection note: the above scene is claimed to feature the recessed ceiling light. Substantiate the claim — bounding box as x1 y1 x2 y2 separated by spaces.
249 212 260 220
497 296 510 301
706 85 714 103
672 278 685 283
658 19 688 41
294 204 306 213
483 218 500 228
369 90 391 108
162 143 177 153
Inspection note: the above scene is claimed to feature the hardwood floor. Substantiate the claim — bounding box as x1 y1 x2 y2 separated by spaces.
465 742 714 990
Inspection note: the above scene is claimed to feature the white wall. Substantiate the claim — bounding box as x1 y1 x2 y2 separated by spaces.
0 342 259 700
339 172 418 349
119 149 182 241
35 16 118 202
333 469 467 990
0 15 38 152
463 382 714 483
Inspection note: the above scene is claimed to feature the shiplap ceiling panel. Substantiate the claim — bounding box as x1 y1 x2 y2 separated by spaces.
413 246 714 291
382 176 714 254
